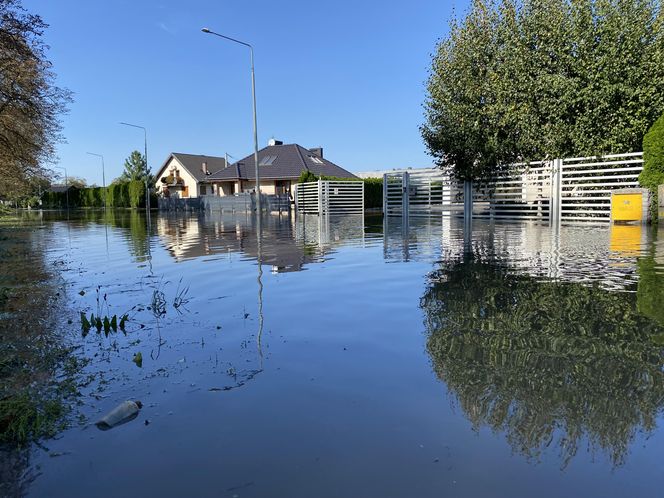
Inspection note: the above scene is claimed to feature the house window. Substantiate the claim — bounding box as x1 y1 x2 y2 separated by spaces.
275 180 291 195
259 155 277 166
200 185 207 195
309 155 323 164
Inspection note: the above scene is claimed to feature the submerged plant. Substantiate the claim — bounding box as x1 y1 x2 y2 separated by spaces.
173 278 190 311
151 289 167 317
132 352 142 368
79 312 128 336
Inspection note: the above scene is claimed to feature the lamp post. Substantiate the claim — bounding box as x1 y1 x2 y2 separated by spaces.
86 152 106 210
201 27 260 215
55 166 69 210
120 122 150 212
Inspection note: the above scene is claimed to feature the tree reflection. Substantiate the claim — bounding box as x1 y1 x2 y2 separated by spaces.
421 255 664 467
637 228 664 329
0 224 83 494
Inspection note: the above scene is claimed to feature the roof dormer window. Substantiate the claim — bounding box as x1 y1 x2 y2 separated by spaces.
259 155 277 166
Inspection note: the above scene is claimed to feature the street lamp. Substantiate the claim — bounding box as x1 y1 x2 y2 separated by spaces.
120 122 150 212
54 166 69 210
201 27 260 214
86 152 106 210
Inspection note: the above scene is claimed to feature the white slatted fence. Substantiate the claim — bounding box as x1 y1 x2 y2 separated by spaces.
295 180 364 215
560 153 644 222
383 152 644 223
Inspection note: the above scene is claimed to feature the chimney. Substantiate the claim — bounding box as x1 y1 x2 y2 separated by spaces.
268 138 283 146
201 161 209 175
309 147 323 158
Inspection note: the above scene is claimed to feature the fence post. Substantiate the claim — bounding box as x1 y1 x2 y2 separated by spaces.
317 179 323 215
324 181 330 216
382 174 387 215
464 180 473 229
550 158 562 224
402 172 409 215
463 180 473 218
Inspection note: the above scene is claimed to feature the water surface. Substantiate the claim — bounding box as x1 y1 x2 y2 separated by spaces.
4 210 664 497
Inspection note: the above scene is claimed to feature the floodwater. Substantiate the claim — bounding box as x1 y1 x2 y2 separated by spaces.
3 210 664 497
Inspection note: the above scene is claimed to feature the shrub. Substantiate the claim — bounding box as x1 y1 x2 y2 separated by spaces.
128 180 145 208
297 170 319 183
362 177 383 209
40 182 148 209
639 112 664 220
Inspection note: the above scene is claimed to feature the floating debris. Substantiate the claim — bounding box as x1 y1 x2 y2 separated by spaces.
95 400 143 430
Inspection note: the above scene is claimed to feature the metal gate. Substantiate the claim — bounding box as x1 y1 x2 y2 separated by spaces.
295 180 364 215
472 161 553 222
383 169 462 216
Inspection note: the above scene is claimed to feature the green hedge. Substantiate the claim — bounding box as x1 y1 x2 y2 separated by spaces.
362 177 383 209
41 181 150 209
639 113 664 220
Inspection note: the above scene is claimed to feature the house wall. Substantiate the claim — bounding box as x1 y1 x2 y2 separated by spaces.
155 157 200 198
239 180 280 195
207 179 295 196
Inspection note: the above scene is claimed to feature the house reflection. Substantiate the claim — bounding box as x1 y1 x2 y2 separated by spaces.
155 212 366 272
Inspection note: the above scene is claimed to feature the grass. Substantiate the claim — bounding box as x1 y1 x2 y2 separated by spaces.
0 394 67 445
0 225 84 447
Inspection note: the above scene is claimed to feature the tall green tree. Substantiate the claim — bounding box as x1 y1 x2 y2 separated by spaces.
117 150 153 184
422 0 664 180
0 0 71 199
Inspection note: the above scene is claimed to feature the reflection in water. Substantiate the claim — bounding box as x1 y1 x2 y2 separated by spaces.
384 216 657 290
637 229 664 328
156 212 367 272
0 223 81 496
421 244 664 467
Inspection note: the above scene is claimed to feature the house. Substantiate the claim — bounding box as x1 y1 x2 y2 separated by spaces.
154 153 230 198
205 139 358 196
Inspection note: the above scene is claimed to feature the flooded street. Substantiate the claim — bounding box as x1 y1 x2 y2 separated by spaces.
2 210 664 497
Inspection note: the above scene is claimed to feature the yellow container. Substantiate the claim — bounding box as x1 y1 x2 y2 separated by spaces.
611 193 643 222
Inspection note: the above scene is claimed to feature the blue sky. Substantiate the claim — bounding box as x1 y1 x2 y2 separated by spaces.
25 0 467 185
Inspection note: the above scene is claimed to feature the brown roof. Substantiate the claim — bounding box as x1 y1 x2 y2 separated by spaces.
207 144 357 181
